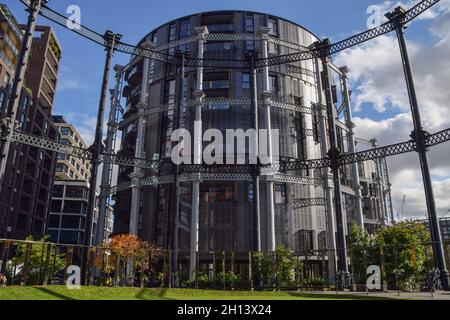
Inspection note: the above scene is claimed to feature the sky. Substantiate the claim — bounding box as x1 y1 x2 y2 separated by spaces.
5 0 450 220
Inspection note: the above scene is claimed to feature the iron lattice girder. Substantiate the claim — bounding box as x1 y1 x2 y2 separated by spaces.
339 140 416 166
21 0 440 67
19 0 105 46
8 126 450 174
425 128 450 148
11 130 93 160
292 198 326 209
118 97 317 129
255 0 441 67
114 42 176 64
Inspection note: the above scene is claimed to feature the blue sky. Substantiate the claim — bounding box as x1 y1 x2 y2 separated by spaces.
5 0 431 138
6 0 450 218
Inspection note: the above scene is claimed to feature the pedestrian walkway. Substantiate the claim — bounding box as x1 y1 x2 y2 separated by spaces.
308 290 450 300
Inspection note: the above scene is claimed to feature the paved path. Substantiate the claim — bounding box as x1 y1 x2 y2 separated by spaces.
308 290 450 300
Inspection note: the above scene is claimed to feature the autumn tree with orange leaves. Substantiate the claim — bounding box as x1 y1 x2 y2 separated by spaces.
95 234 162 287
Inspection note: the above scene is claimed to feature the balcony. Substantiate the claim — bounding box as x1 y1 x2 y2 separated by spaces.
0 48 14 70
126 66 142 87
0 31 20 56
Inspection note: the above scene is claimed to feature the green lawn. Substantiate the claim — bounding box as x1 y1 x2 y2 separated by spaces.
0 286 394 300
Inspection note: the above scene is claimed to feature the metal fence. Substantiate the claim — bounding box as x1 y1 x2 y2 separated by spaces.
1 238 449 294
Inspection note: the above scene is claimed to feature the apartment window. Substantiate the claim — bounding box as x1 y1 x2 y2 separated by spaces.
57 153 68 160
59 138 70 145
203 79 229 90
59 231 79 245
55 163 68 173
49 215 60 228
0 91 4 111
241 73 251 89
312 114 320 143
245 14 255 50
18 113 26 129
268 42 280 54
22 95 30 113
65 186 85 199
51 200 62 213
63 200 84 214
179 19 191 38
61 216 81 229
53 185 64 197
168 23 177 55
60 127 73 136
268 18 278 36
3 73 10 88
269 75 278 94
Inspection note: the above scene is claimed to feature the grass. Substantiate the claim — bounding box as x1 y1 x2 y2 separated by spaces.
0 286 396 300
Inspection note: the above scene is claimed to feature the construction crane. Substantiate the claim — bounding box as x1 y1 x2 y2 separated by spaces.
397 195 407 220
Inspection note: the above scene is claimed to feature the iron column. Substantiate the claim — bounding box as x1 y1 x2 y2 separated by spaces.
315 58 337 286
172 52 186 287
387 6 450 290
189 26 208 281
258 26 276 251
82 31 121 279
94 65 124 246
339 67 364 227
318 39 350 289
248 52 261 253
0 0 46 195
129 44 151 237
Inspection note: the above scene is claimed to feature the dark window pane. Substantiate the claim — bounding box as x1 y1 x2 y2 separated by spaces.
50 200 62 213
48 215 60 228
61 215 81 229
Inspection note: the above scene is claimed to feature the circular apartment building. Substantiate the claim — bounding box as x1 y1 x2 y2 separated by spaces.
112 11 391 268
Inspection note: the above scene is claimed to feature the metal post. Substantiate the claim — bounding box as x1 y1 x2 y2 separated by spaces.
317 39 350 288
248 52 261 253
82 31 121 281
129 45 151 236
371 139 388 225
387 6 450 290
339 67 364 226
258 27 276 251
189 26 208 281
0 0 46 194
383 157 395 223
314 58 337 286
95 65 124 246
172 52 186 287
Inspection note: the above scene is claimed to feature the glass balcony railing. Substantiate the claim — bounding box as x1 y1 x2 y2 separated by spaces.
0 48 14 70
0 31 20 55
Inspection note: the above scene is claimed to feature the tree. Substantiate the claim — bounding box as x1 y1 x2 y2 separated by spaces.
9 236 65 286
348 221 433 291
254 245 302 288
97 235 161 287
375 221 431 291
348 222 374 285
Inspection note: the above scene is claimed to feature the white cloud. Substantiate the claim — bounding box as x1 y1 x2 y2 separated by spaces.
65 112 97 146
335 5 450 218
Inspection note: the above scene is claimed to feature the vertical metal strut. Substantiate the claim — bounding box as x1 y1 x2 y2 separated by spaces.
258 26 276 251
129 43 151 236
0 0 46 195
248 52 261 252
82 31 121 279
339 67 364 227
190 26 208 281
387 6 450 290
315 58 337 286
317 39 350 288
172 52 185 287
95 65 124 246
